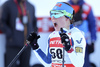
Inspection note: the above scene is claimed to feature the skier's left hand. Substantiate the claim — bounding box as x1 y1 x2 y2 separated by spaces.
59 28 71 51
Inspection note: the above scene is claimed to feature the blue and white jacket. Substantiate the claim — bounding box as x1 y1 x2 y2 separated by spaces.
33 27 86 67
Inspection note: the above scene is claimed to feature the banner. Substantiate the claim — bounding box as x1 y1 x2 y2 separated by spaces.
37 17 54 32
96 17 100 32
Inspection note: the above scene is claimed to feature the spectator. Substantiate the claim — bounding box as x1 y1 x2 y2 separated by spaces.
68 0 97 67
0 0 37 67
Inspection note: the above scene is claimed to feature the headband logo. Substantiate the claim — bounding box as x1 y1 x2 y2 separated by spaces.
56 3 62 7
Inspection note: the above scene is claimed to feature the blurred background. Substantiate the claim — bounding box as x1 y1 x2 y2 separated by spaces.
0 0 100 67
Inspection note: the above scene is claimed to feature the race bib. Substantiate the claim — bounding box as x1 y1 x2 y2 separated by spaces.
49 37 63 63
50 47 63 63
49 37 75 67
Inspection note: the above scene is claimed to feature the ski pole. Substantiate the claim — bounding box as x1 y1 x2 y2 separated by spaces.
7 44 29 67
60 28 65 67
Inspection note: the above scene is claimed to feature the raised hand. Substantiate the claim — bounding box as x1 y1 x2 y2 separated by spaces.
27 32 40 50
59 28 71 51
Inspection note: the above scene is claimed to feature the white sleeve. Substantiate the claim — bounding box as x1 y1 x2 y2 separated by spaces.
68 32 86 67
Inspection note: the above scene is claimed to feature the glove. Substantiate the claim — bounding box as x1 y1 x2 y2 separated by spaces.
27 32 40 50
59 28 71 51
88 42 94 54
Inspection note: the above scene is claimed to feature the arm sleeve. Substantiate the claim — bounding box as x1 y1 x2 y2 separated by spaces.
67 32 86 67
87 9 96 41
33 38 52 66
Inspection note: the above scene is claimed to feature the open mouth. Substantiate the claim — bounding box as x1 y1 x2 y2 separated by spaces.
54 23 57 27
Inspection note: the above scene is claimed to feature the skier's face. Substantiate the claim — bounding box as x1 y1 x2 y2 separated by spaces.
51 16 70 31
